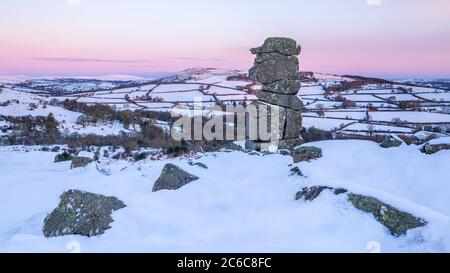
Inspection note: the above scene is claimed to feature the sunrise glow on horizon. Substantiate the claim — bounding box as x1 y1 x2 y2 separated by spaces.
1 0 449 78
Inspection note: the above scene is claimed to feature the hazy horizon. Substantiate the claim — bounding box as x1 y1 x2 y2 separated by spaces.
1 0 449 79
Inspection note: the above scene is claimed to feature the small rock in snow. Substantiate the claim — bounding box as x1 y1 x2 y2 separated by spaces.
152 164 199 192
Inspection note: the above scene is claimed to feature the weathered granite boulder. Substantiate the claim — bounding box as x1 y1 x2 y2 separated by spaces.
254 52 298 64
421 143 450 155
295 186 333 201
246 37 303 152
246 101 287 141
249 54 299 84
334 188 348 195
293 146 323 163
250 37 301 56
295 186 347 201
256 91 303 110
348 194 427 237
263 80 301 95
54 151 74 163
245 139 304 152
43 190 126 237
70 156 93 169
294 186 426 237
380 136 402 148
278 138 304 151
152 164 199 192
284 109 303 139
279 149 291 156
245 141 266 152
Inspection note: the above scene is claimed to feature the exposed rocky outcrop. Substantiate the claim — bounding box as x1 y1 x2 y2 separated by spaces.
246 101 288 140
421 143 450 155
70 156 93 169
289 166 303 177
284 109 303 139
293 146 323 163
295 185 426 237
188 161 208 169
333 188 348 195
43 190 126 237
380 136 402 148
246 37 303 152
54 151 74 163
295 186 347 201
277 138 304 151
348 194 427 237
152 164 199 192
296 186 333 201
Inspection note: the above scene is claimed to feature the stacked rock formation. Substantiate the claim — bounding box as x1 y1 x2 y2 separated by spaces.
246 37 304 151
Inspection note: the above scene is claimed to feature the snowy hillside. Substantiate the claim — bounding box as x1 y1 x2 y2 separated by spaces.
0 140 449 252
2 68 449 139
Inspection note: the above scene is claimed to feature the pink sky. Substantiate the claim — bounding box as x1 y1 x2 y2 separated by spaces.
1 0 449 78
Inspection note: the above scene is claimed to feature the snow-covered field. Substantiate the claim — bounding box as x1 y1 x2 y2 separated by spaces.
2 69 449 137
0 140 449 253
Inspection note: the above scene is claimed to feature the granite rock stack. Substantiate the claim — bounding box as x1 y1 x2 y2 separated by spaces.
246 37 304 151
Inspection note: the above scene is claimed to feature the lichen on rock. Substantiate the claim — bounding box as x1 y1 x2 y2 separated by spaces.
43 190 126 238
348 193 427 237
293 146 323 163
421 143 450 155
70 156 93 169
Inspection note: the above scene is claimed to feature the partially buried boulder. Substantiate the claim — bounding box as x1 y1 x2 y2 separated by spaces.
380 136 402 148
295 186 426 237
71 156 93 169
277 138 304 151
152 164 199 192
421 143 450 155
295 186 347 201
43 190 126 237
188 161 208 169
295 186 333 201
348 193 427 237
293 146 323 163
54 151 74 163
289 166 303 177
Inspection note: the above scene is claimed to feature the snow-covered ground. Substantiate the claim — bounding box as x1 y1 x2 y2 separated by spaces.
0 140 449 253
